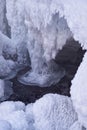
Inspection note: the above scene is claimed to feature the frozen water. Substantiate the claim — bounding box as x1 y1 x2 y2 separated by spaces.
71 51 87 129
33 94 77 130
0 94 78 130
0 120 12 130
0 80 4 99
6 0 87 87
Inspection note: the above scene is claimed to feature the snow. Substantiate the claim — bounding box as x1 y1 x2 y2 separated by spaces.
0 0 7 34
0 120 12 130
0 94 78 130
0 0 87 129
71 51 87 129
69 121 83 130
33 94 77 130
0 80 13 101
0 80 4 99
0 101 28 130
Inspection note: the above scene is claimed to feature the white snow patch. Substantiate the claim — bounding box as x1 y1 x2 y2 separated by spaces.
0 120 12 130
33 94 77 130
71 51 87 129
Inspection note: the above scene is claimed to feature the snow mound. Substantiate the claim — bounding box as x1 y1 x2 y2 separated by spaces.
0 0 7 34
71 51 87 129
0 80 4 99
0 120 12 130
0 80 13 101
33 94 77 130
0 101 29 130
69 121 83 130
0 101 25 116
0 94 78 130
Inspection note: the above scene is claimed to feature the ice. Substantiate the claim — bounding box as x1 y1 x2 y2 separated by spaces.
0 101 28 130
6 0 72 86
0 31 29 80
5 110 29 130
0 0 7 34
69 121 83 130
6 0 87 87
0 80 4 99
71 51 87 129
0 120 12 130
33 94 77 130
0 80 13 101
0 94 78 130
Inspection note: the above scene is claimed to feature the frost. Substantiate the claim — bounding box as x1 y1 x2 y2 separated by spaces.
0 94 78 130
33 94 77 130
0 80 4 99
0 0 7 34
0 80 13 101
71 51 87 129
0 120 12 130
6 0 87 87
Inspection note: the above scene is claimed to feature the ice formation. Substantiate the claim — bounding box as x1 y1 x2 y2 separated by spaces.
6 0 73 87
0 0 87 129
33 94 77 130
0 0 6 34
71 52 87 129
0 94 77 130
0 31 29 80
0 101 29 130
0 120 12 130
6 0 87 87
0 80 4 99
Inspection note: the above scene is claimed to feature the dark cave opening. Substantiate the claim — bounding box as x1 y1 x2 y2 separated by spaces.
7 38 85 104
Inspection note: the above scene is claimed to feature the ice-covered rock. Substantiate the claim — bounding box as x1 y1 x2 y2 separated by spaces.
0 31 30 80
5 110 29 130
0 101 28 130
6 0 87 87
71 51 87 129
33 94 77 130
0 80 13 101
0 80 4 99
0 0 7 34
69 121 83 130
0 120 12 130
0 94 79 130
0 101 25 116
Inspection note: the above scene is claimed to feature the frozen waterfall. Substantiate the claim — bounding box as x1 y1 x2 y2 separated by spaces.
6 0 73 87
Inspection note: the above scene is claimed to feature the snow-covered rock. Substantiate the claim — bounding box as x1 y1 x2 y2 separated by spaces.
0 120 12 130
0 80 13 101
33 94 77 130
69 121 83 130
0 0 7 34
71 51 87 129
0 101 29 130
0 94 78 130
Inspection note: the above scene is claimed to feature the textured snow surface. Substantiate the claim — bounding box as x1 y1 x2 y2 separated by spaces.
0 80 13 101
71 51 87 129
0 0 87 129
0 80 4 99
0 31 29 82
0 120 12 130
69 121 83 130
0 0 7 34
33 94 77 130
0 94 78 130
